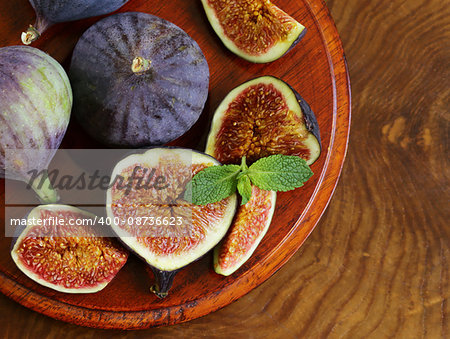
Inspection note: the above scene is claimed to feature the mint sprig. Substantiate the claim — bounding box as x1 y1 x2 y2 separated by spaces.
186 155 313 205
187 164 240 205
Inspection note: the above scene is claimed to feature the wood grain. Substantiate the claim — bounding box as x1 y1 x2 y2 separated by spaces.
0 0 448 336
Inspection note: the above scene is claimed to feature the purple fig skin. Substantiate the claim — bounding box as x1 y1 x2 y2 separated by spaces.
29 0 129 22
69 12 210 148
285 81 322 150
284 27 307 57
22 0 129 44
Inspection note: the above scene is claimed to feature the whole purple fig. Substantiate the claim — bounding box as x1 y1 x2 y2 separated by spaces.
22 0 129 45
69 12 210 147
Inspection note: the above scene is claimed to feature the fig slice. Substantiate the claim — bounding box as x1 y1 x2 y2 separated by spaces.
11 205 128 293
205 76 321 166
214 186 276 276
201 0 306 63
106 148 237 297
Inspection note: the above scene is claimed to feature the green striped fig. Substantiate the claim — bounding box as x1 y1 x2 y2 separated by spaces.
0 46 72 203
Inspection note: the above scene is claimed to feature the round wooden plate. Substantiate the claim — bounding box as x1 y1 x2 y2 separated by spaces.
0 0 350 329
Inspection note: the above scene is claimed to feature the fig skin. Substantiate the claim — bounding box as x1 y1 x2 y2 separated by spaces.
288 83 322 150
10 205 128 293
0 46 72 203
205 75 321 166
69 12 210 148
22 0 129 45
201 0 306 63
106 148 237 297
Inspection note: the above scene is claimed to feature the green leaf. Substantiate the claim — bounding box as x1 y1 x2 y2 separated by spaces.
247 155 313 192
187 154 315 206
237 174 252 205
186 164 240 205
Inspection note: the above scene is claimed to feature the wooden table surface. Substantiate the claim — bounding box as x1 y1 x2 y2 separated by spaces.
0 0 448 337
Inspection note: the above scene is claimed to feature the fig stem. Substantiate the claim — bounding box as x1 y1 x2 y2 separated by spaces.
21 16 51 45
240 156 248 171
29 170 60 204
131 57 152 74
150 285 168 299
237 156 249 180
150 268 178 298
21 26 40 45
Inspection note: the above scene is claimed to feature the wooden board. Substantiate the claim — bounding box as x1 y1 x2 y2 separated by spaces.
0 0 350 329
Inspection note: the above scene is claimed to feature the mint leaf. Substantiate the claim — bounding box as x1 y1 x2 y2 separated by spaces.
186 164 240 205
247 155 313 191
187 154 314 205
237 174 252 205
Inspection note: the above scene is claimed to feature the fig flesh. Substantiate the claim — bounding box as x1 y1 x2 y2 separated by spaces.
106 148 237 297
69 12 210 147
11 205 128 293
214 186 276 276
205 76 321 166
22 0 129 45
0 46 72 203
201 0 306 63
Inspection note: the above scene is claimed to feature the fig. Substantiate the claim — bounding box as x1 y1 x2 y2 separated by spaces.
214 186 276 276
22 0 129 45
11 205 128 293
106 148 237 297
201 0 306 63
0 46 72 203
69 12 210 147
205 76 321 166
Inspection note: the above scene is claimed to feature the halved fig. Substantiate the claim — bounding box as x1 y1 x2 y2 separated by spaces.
11 205 128 293
106 148 237 297
201 0 306 63
205 76 321 166
214 186 276 276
